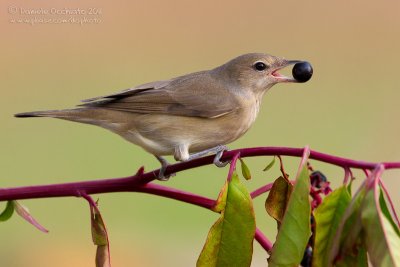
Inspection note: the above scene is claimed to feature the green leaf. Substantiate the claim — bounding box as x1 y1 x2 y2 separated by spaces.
329 185 368 267
263 156 276 172
0 201 15 222
347 178 353 195
197 171 256 267
332 167 400 267
379 187 400 237
13 201 48 233
239 158 252 180
265 176 293 226
268 155 311 267
312 186 351 267
361 182 400 266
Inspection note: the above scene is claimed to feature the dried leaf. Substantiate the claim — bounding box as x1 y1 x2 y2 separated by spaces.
89 200 111 267
265 176 293 226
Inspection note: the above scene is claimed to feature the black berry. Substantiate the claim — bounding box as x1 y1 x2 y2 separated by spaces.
292 62 313 83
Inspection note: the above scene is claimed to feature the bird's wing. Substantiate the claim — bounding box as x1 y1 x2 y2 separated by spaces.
79 71 240 119
80 80 171 103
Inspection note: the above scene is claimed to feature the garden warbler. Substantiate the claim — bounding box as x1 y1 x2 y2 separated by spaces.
15 53 313 180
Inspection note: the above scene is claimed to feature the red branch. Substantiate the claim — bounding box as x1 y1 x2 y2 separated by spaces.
250 183 273 199
134 182 275 250
1 146 400 201
255 228 273 252
1 145 400 258
136 183 216 209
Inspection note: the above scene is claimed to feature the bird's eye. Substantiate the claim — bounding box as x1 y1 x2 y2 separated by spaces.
253 62 268 71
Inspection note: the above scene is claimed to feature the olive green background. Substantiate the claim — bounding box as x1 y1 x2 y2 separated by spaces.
1 1 400 266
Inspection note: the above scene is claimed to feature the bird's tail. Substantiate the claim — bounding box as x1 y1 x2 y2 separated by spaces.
14 108 125 133
14 108 105 127
15 109 84 119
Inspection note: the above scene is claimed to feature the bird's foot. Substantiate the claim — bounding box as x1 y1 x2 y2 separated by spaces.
187 145 227 160
155 145 229 180
213 148 229 167
155 155 176 181
187 145 229 167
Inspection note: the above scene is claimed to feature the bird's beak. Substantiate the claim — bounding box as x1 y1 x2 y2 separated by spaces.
270 60 301 83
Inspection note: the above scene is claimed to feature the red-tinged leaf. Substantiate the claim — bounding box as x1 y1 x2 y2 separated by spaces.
239 158 252 180
89 201 111 267
211 180 228 213
0 201 15 222
263 156 276 172
312 186 351 267
197 171 256 267
360 169 400 266
330 166 386 266
265 176 293 226
13 201 48 233
268 148 311 267
335 238 368 267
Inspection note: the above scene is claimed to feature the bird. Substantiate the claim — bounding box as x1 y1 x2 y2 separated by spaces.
15 53 313 180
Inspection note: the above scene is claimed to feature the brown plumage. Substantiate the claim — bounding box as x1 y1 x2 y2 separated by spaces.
15 53 303 178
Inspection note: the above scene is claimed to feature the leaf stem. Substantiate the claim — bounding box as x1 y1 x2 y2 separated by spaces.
250 183 273 199
342 167 351 184
227 152 240 182
255 228 273 252
135 183 216 209
119 181 274 252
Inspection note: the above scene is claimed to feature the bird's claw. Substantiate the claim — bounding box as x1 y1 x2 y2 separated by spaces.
155 155 176 181
213 149 229 167
157 166 176 181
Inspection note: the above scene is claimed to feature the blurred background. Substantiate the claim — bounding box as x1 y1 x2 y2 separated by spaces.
1 0 400 266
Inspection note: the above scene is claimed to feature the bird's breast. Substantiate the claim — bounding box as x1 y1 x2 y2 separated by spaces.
227 98 261 141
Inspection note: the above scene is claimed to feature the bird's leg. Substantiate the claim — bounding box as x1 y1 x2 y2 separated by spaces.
154 155 175 181
188 145 229 167
155 145 229 180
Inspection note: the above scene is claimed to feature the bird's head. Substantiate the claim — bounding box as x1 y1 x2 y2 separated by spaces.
214 53 312 96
